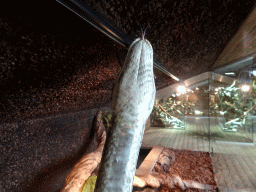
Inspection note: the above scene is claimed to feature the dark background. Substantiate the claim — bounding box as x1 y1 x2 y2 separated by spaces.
1 0 255 123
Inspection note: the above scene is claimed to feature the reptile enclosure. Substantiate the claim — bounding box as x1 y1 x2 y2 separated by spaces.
1 0 256 191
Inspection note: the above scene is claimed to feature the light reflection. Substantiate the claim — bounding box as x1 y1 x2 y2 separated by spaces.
177 85 186 94
195 110 203 115
241 85 250 92
225 72 235 76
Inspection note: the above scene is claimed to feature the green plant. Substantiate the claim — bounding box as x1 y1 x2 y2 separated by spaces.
151 96 186 129
101 111 113 131
212 81 254 131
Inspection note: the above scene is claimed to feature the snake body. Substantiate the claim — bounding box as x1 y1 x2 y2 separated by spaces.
95 38 155 191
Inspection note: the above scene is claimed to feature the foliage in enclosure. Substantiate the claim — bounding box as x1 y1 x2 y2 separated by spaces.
150 87 211 129
151 94 190 129
82 175 97 192
212 81 255 131
101 111 113 132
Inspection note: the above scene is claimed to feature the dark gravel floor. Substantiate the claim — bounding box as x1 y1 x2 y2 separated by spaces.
0 107 110 192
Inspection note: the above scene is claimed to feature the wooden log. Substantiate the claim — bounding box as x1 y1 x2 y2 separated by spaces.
60 111 106 192
133 173 216 191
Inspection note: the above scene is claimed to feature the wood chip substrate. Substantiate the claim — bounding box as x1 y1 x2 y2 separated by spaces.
152 148 218 192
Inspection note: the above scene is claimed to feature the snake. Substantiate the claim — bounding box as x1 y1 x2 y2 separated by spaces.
95 35 156 191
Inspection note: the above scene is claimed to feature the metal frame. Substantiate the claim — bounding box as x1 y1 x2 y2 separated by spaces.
155 72 236 100
214 57 254 74
57 0 180 81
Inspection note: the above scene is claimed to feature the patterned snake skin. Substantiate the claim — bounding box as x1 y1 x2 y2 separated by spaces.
95 38 156 192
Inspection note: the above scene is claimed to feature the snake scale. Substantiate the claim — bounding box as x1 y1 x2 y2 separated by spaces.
95 37 156 191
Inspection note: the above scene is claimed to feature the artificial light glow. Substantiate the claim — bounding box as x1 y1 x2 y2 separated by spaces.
195 110 202 115
253 70 256 77
177 85 186 94
220 111 226 115
241 85 250 92
225 72 235 76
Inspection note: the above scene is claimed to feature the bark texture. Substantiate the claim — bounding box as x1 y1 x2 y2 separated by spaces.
60 111 106 192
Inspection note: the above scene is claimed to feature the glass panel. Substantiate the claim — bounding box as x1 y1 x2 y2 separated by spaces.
185 83 210 152
151 91 185 130
210 69 254 144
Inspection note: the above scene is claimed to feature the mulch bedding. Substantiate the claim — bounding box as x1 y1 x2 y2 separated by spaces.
152 148 218 192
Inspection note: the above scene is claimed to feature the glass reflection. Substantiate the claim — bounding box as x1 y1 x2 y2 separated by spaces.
210 67 254 143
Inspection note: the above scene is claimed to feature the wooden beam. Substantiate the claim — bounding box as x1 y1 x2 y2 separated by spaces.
213 4 256 69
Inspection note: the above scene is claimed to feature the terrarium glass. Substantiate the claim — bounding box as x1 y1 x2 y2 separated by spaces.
150 92 186 129
210 66 254 143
